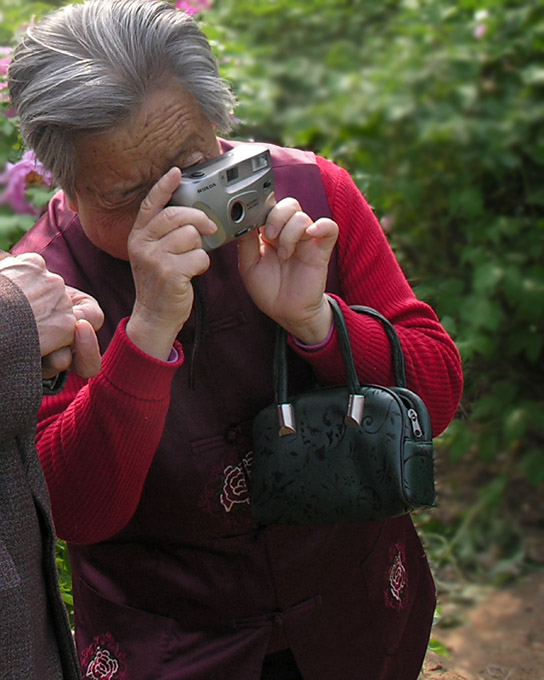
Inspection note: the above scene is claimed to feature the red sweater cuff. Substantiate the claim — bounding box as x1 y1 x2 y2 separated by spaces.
100 318 184 400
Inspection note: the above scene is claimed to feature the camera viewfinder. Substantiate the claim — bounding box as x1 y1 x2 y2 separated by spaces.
226 167 239 182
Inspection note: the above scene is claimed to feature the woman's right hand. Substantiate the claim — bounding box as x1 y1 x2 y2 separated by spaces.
126 167 217 360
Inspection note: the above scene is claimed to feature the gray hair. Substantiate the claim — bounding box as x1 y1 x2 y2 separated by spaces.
8 0 236 196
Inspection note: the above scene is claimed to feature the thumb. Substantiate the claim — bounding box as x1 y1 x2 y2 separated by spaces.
71 319 102 378
236 228 263 278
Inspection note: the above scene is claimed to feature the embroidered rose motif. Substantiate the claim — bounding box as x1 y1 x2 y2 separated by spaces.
220 462 250 512
385 544 408 610
200 452 255 529
80 633 127 680
389 553 407 601
86 648 119 680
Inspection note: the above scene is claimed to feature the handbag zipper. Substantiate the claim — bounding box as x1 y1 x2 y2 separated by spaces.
407 408 423 438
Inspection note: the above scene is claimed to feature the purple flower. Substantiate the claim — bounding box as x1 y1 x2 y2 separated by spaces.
0 150 54 216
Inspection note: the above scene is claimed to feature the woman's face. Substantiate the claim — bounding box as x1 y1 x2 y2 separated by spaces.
68 83 221 260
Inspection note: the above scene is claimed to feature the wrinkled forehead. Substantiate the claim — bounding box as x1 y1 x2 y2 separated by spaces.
73 84 199 161
71 85 212 195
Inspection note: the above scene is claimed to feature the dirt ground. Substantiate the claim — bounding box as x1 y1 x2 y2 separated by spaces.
422 570 544 680
420 453 544 680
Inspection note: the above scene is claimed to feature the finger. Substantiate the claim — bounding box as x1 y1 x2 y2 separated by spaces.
22 252 48 270
274 211 314 260
9 252 47 270
145 209 217 243
133 167 182 231
42 347 73 379
39 310 76 358
264 198 302 241
236 228 263 276
71 319 102 378
133 244 211 284
0 253 48 279
160 222 204 255
68 288 105 331
305 217 339 250
173 248 212 281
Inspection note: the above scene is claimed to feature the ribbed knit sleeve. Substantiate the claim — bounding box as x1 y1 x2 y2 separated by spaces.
36 318 184 544
289 156 463 436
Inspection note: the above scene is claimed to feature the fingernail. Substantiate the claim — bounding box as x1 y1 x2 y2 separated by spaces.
76 319 92 341
166 167 180 181
208 219 218 232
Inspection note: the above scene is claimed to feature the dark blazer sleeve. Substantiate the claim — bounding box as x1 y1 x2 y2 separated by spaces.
0 274 42 441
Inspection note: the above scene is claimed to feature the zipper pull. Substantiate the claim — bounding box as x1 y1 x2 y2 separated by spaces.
407 408 423 438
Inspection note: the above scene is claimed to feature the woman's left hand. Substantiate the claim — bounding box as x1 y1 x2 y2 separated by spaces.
237 197 338 344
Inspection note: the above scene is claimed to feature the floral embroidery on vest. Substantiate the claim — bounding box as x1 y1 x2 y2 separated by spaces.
199 450 255 530
220 450 252 512
385 544 408 610
80 633 127 680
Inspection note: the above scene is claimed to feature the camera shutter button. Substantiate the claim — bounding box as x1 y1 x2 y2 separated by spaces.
189 170 206 178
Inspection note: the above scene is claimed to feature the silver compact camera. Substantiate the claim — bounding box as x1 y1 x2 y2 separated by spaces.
170 144 276 251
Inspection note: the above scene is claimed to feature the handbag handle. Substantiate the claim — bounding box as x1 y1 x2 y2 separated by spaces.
273 294 407 435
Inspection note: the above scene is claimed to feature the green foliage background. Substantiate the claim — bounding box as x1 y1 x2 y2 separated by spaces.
1 0 542 607
201 0 544 485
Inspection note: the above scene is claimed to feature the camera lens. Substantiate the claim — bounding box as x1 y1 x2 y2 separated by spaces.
230 201 245 223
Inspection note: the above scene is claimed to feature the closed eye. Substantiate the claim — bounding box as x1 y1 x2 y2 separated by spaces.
123 185 145 198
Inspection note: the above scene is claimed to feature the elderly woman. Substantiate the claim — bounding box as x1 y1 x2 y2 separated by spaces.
9 1 463 678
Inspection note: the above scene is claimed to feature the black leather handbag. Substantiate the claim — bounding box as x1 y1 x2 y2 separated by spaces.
249 295 436 525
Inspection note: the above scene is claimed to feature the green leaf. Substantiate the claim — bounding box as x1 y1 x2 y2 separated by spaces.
518 449 544 485
428 637 450 657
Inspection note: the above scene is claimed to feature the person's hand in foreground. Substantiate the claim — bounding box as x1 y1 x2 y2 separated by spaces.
0 252 104 378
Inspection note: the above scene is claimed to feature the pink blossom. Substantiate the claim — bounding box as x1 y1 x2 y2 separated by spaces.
0 48 16 117
0 150 54 216
174 0 212 15
0 46 11 76
0 47 11 98
473 10 489 40
474 23 487 39
381 215 393 233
